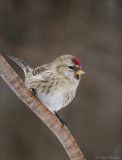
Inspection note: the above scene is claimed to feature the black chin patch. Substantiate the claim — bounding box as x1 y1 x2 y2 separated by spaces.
76 74 79 79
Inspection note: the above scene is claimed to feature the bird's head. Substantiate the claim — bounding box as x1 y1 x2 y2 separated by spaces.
53 55 85 83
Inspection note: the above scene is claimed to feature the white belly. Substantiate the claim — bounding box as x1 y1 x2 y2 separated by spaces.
36 90 65 113
26 77 77 113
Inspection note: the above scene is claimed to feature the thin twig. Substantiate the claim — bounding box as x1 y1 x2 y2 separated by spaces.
0 53 85 160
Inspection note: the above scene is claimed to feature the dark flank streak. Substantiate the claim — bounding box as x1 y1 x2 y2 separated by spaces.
46 89 50 95
48 85 52 89
42 85 47 89
41 80 48 83
46 85 52 95
55 81 59 86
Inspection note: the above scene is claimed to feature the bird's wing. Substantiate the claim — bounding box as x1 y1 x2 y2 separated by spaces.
32 64 51 81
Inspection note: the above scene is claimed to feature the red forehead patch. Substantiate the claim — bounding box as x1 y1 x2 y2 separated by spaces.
72 57 80 65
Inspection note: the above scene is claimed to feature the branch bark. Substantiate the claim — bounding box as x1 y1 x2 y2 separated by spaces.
0 53 85 160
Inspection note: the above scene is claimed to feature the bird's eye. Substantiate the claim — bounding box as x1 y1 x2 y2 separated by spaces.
68 66 74 69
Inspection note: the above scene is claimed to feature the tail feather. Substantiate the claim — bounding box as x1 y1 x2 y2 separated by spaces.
8 55 32 76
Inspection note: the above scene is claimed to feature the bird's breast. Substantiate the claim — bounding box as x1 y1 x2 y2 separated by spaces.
36 86 76 113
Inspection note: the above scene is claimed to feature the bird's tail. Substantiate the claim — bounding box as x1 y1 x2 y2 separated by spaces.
8 55 32 76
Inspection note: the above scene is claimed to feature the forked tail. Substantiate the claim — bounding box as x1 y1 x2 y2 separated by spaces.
8 55 32 76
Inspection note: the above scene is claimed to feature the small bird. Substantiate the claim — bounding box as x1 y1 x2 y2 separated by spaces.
8 55 85 124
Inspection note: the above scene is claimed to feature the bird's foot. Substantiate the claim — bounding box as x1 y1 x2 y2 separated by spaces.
59 118 67 126
55 111 67 126
30 88 36 96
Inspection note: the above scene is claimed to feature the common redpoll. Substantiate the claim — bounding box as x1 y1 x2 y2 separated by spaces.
9 55 85 124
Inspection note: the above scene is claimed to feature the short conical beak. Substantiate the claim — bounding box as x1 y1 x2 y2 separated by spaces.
75 69 85 75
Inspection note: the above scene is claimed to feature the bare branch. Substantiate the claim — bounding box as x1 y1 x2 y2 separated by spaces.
0 53 85 160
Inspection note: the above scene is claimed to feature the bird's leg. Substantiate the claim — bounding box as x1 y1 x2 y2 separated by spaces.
30 88 37 96
54 111 67 126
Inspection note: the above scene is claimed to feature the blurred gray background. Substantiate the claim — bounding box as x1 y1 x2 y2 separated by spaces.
0 0 122 160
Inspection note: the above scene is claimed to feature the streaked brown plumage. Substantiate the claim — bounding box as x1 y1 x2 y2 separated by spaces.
8 55 85 124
